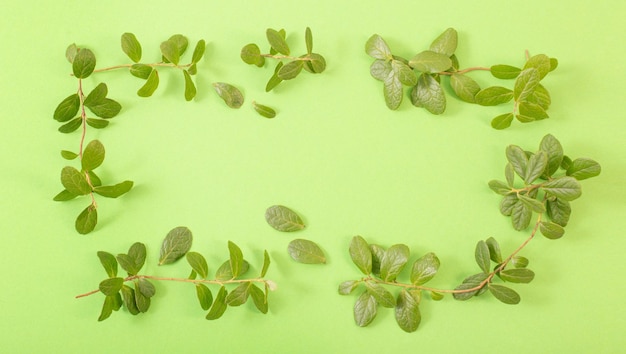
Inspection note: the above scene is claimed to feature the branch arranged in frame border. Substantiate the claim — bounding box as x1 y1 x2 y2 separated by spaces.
365 28 558 129
339 134 600 332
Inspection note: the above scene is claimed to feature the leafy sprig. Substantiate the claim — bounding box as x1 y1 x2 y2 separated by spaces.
77 227 275 321
340 134 600 332
365 28 558 129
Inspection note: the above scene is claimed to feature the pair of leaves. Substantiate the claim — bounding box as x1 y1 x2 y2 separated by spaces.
351 284 421 332
54 83 121 133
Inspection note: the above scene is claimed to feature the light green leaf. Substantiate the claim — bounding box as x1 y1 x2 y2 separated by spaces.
486 237 502 263
395 290 421 333
86 118 109 129
499 269 535 283
249 284 268 314
488 180 512 196
228 241 244 277
54 94 80 122
488 284 520 304
354 291 377 327
527 83 552 110
99 277 124 296
409 50 452 73
490 64 521 79
561 155 573 170
206 286 228 320
265 205 305 232
215 260 249 280
450 73 480 103
252 101 276 118
93 181 133 198
546 198 571 227
475 86 514 106
411 73 446 114
506 145 528 179
212 82 244 108
160 39 180 65
241 43 264 67
512 256 529 269
365 34 391 60
66 43 78 63
97 251 118 278
383 72 403 110
380 244 410 282
339 280 360 295
225 282 250 306
191 39 206 64
130 64 153 79
523 54 551 79
511 200 533 231
195 284 212 311
431 291 444 301
540 134 563 177
490 113 513 130
288 239 326 264
302 53 326 73
61 166 91 195
475 240 491 274
410 252 440 285
514 68 540 101
188 63 197 75
277 60 304 80
370 59 392 81
539 221 565 239
137 278 156 298
429 27 457 57
120 285 140 315
137 69 159 97
61 150 78 160
260 250 270 277
305 27 313 54
566 158 601 180
82 140 105 171
392 59 417 86
518 102 549 121
183 70 196 101
541 176 582 201
364 281 395 308
73 48 96 78
349 236 372 275
266 28 290 55
525 151 548 184
265 65 283 92
186 252 209 279
121 33 142 63
159 226 193 265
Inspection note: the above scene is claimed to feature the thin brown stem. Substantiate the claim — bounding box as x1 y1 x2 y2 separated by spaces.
70 62 192 76
260 54 311 61
438 66 491 76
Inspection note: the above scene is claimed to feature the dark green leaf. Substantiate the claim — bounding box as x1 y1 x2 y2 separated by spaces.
252 101 276 118
490 65 521 79
523 54 551 79
489 180 512 196
212 82 244 108
265 69 283 92
491 113 514 130
409 50 452 73
395 290 421 333
429 27 457 56
383 73 403 110
354 291 377 327
540 134 563 177
86 98 121 119
500 194 518 216
121 33 142 63
505 163 515 187
499 269 535 283
99 277 124 296
159 226 193 265
525 151 548 184
475 86 514 106
370 244 384 277
541 176 582 201
265 205 305 231
511 200 532 231
54 94 80 122
97 251 118 278
134 282 151 312
364 281 395 308
86 118 109 129
98 295 117 321
539 221 565 239
514 68 540 101
266 28 290 55
410 252 440 285
475 240 491 274
228 241 244 277
349 236 372 275
137 69 159 97
225 282 250 306
93 181 134 198
130 64 153 79
450 73 480 103
61 150 78 160
411 73 446 114
206 286 227 320
488 284 520 304
81 140 105 171
191 39 206 64
117 254 139 275
486 237 502 263
128 242 146 273
365 34 391 60
260 250 270 277
249 284 268 314
392 59 417 86
215 260 249 280
380 244 410 282
120 285 140 315
518 194 545 213
186 252 208 279
506 145 528 179
195 284 213 311
566 158 601 180
137 278 156 298
338 280 360 295
73 48 96 78
84 83 107 107
183 70 196 101
305 27 313 54
546 198 571 227
370 59 392 81
241 43 264 66
66 43 78 63
76 205 97 234
277 60 304 80
287 239 326 264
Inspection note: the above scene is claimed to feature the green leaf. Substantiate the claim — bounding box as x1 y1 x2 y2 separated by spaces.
128 242 147 273
354 291 377 327
513 68 540 101
266 28 290 55
364 281 395 308
265 69 283 92
160 35 187 65
54 94 80 122
561 155 573 170
431 291 444 301
228 241 244 277
370 59 392 81
66 43 78 63
511 200 532 231
505 163 515 187
475 240 491 274
500 194 518 216
215 259 249 280
183 70 196 101
97 251 118 278
523 54 551 79
260 250 270 277
453 273 489 300
249 284 268 314
191 39 206 64
159 226 193 265
512 256 529 269
61 166 90 195
137 69 159 97
524 151 548 184
302 53 326 73
212 82 244 108
541 176 582 201
98 294 120 321
206 286 228 320
410 252 440 285
518 102 549 121
137 278 156 298
411 73 446 114
392 59 417 86
61 150 78 160
539 221 565 239
265 205 305 232
395 290 421 333
429 27 457 57
305 27 313 54
73 48 96 78
93 181 134 198
86 118 109 129
121 33 142 63
188 63 197 75
490 65 521 79
383 73 403 110
491 113 514 130
349 236 372 275
134 281 151 312
186 252 209 279
546 198 571 227
83 83 107 108
540 134 564 177
566 158 601 180
370 244 385 277
225 282 250 306
526 84 551 110
130 64 153 79
450 73 480 103
380 244 410 282
241 43 265 66
409 50 452 73
195 284 213 311
486 237 502 263
499 269 535 283
168 34 188 56
277 60 304 80
252 101 276 118
488 284 520 304
288 239 326 264
365 34 391 60
120 285 140 315
99 277 124 296
506 145 528 179
117 254 139 275
82 140 105 171
475 86 514 106
338 280 360 295
488 180 512 196
86 98 122 119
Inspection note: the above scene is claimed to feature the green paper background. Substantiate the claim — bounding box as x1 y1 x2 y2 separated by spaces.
1 0 625 352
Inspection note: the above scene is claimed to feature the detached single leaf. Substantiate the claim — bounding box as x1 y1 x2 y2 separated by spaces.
429 27 457 56
252 101 276 118
137 70 159 97
93 181 134 198
61 166 91 195
566 158 601 180
395 290 421 333
380 244 410 282
53 94 80 122
212 82 244 108
365 34 391 60
186 252 209 279
121 33 142 63
97 251 118 278
183 70 196 101
73 48 96 78
265 205 305 232
206 286 228 320
411 73 446 114
542 176 582 201
450 73 480 103
287 239 326 264
409 50 452 73
489 284 520 304
354 291 377 327
82 140 105 171
266 28 290 55
349 236 372 275
159 226 193 265
475 241 491 274
410 252 440 285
